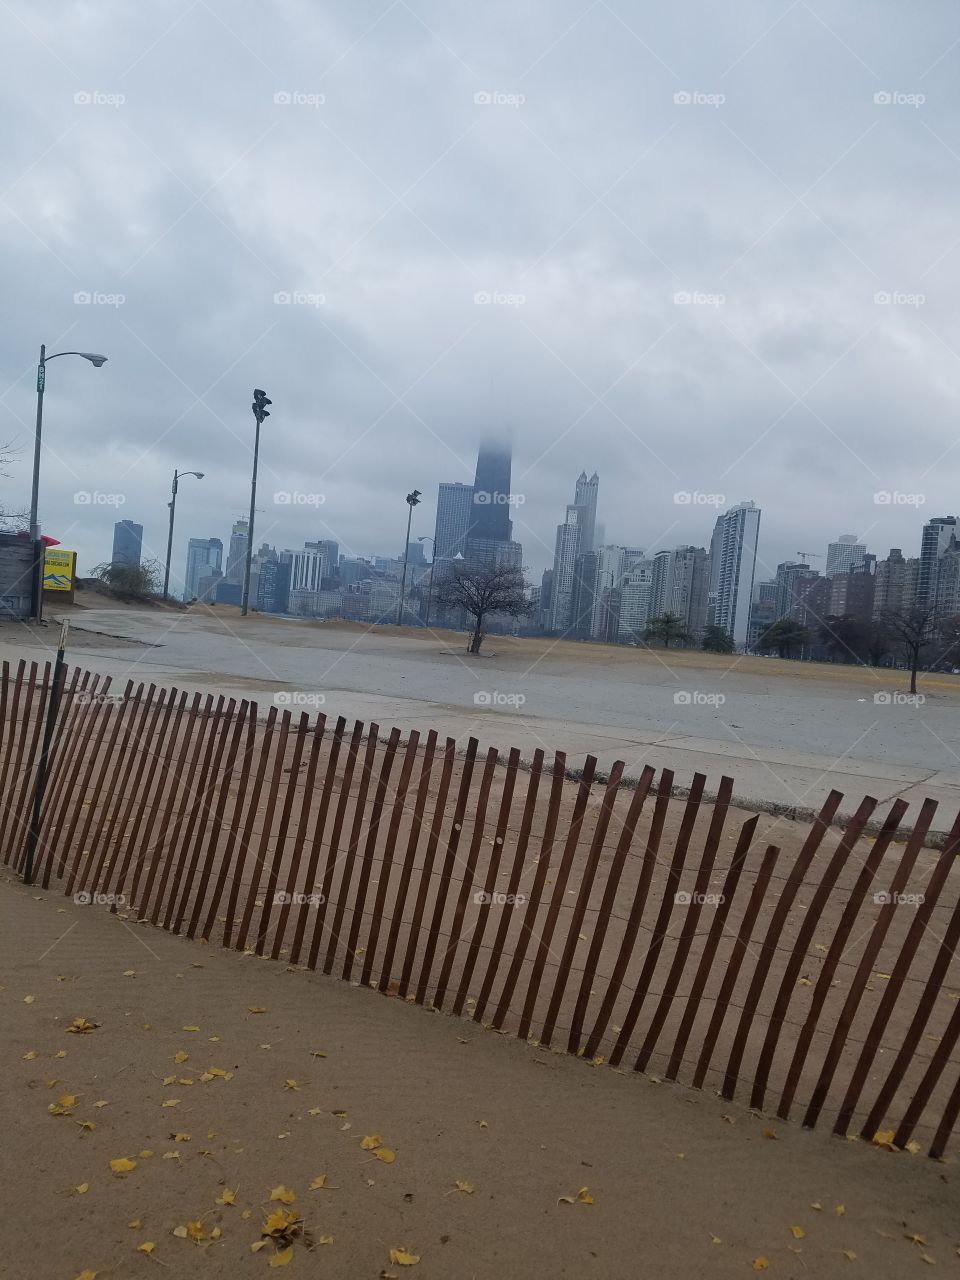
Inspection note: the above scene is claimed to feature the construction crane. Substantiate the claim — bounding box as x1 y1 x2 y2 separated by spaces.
796 551 821 564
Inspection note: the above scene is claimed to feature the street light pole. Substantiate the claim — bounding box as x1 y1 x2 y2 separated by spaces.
418 535 435 627
162 469 204 601
30 346 108 620
397 490 421 626
241 389 271 617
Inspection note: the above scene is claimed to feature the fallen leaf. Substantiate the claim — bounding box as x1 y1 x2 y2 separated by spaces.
123 970 137 977
128 1220 141 1229
270 1185 296 1205
453 1181 474 1194
711 1235 722 1245
872 1130 896 1151
210 1226 222 1241
23 995 35 1004
75 1183 89 1195
187 1221 205 1241
558 1186 593 1205
74 1272 97 1280
93 1100 108 1109
284 1079 299 1091
318 1234 334 1245
174 1051 189 1064
251 1239 268 1253
67 1017 98 1034
790 1225 806 1239
835 1205 845 1216
374 1148 395 1163
842 1251 857 1261
811 1202 822 1211
360 1135 382 1150
752 1260 769 1272
137 1243 155 1255
172 1225 188 1239
161 1099 181 1108
389 1247 421 1266
216 1188 237 1205
173 1133 190 1143
248 1006 266 1014
905 1233 929 1246
22 1050 37 1060
110 1157 137 1175
761 1128 778 1140
269 1246 294 1268
182 1025 200 1032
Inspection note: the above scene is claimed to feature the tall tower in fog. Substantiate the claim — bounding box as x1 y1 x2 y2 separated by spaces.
471 440 513 542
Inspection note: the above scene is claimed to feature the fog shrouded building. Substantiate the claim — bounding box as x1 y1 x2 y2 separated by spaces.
470 440 513 542
825 534 867 578
112 520 143 568
708 502 761 649
183 537 222 601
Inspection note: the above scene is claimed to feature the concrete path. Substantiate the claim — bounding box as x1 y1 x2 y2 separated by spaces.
4 604 959 832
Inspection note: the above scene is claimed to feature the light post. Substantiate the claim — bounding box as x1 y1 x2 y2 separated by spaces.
30 345 108 619
241 388 271 617
397 489 421 626
162 469 204 601
418 535 435 627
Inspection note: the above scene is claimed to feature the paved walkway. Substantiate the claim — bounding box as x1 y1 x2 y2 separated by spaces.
4 871 957 1278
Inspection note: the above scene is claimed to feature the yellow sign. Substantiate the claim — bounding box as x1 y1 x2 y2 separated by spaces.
43 548 75 592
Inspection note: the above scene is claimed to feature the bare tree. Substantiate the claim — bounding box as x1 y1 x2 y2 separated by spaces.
882 605 938 695
434 561 532 654
0 441 26 531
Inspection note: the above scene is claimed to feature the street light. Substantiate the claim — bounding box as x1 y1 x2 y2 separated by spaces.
397 489 421 626
241 388 271 617
418 535 435 627
162 470 205 601
30 345 108 619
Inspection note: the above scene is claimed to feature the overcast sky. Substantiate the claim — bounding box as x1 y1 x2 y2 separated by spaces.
1 0 959 590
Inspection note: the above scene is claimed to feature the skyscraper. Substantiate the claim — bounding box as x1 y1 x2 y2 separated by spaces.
183 537 223 601
471 440 513 542
825 534 866 578
573 471 599 556
650 546 709 640
433 482 475 561
918 517 959 607
226 519 249 584
708 502 761 649
111 519 143 568
549 507 582 633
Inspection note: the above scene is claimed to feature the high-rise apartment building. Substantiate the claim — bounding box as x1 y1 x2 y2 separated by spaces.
707 502 761 649
112 520 143 568
618 560 655 640
433 482 475 561
774 562 818 621
183 537 223 601
825 534 866 578
873 548 915 619
225 519 249 584
649 545 709 640
549 508 582 633
918 517 959 607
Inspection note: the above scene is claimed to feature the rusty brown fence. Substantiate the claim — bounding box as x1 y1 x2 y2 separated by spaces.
3 656 960 1158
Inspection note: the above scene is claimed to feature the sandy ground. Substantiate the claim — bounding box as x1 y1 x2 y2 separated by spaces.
3 872 958 1280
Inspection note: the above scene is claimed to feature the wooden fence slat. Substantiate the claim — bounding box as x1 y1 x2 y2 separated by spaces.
803 796 938 1130
861 854 960 1139
452 746 522 1018
307 720 365 972
149 694 213 925
201 701 260 943
111 688 184 913
397 736 457 999
568 766 655 1055
749 794 878 1112
4 661 44 864
33 668 94 885
433 745 501 1011
67 684 143 898
222 706 278 948
415 738 479 1006
187 700 251 940
834 809 960 1137
473 749 545 1024
634 775 735 1073
894 996 960 1149
722 790 844 1097
324 723 381 975
362 730 421 987
270 714 328 960
609 772 708 1067
234 709 291 951
289 716 346 967
581 767 674 1060
343 727 403 981
777 799 910 1121
540 761 625 1049
930 1066 960 1160
253 712 311 956
0 660 27 858
668 813 760 1080
519 756 598 1043
40 673 110 888
693 844 780 1090
491 752 567 1032
134 692 199 922
377 729 438 993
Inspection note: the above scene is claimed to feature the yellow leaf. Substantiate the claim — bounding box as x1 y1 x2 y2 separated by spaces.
790 1225 805 1239
139 1149 153 1159
23 995 35 1004
835 1205 846 1216
906 1139 923 1155
187 1221 205 1241
318 1234 333 1245
752 1260 769 1272
216 1188 236 1205
811 1202 822 1211
711 1236 722 1245
173 1133 190 1142
269 1246 294 1268
248 1006 266 1013
721 1114 735 1125
360 1135 382 1150
67 1017 98 1034
172 1225 188 1239
921 1253 935 1265
761 1128 778 1140
576 1186 593 1204
310 1051 327 1058
182 1025 200 1032
123 970 137 977
843 1251 857 1261
307 1107 322 1117
389 1247 421 1266
251 1240 268 1252
76 1119 96 1132
162 1075 175 1085
270 1185 296 1204
109 1157 137 1175
872 1129 896 1150
374 1148 395 1163
308 1175 327 1190
905 1233 928 1246
137 1243 155 1255
93 1100 108 1109
55 1049 67 1058
178 1078 193 1086
161 1098 181 1108
75 1183 89 1195
453 1181 474 1194
174 1051 189 1064
74 1272 97 1280
284 1079 299 1091
210 1226 222 1241
22 1050 37 1059
128 1220 141 1229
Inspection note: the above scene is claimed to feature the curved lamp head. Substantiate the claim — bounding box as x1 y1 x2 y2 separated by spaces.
189 471 205 480
79 353 108 367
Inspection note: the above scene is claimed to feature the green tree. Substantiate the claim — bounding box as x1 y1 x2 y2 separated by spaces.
701 624 734 654
643 612 691 648
757 617 809 659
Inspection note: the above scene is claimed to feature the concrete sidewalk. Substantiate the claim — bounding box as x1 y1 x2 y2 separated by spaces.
4 871 957 1278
